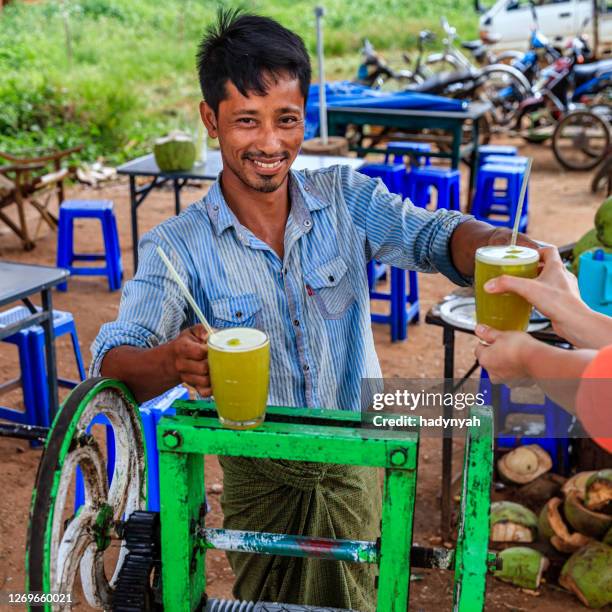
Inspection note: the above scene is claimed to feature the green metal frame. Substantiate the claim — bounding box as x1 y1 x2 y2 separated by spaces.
157 401 494 612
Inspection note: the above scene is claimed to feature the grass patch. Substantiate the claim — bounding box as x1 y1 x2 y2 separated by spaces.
0 0 478 164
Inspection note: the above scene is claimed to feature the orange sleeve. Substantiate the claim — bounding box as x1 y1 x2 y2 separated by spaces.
575 345 612 454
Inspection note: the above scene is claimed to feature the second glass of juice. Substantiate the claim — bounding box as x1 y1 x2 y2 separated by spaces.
475 245 539 331
207 327 270 429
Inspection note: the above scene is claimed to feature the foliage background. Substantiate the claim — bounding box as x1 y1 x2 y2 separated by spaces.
0 0 478 163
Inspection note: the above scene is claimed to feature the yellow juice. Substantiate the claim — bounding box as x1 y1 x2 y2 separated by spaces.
207 328 270 429
475 245 539 331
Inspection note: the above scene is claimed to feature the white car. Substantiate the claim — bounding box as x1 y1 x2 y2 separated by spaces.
478 0 612 57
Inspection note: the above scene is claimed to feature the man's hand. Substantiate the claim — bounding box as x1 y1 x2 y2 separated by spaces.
449 219 543 278
482 246 612 349
169 324 212 397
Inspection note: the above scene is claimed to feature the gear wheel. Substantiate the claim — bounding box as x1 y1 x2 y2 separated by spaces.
112 511 162 612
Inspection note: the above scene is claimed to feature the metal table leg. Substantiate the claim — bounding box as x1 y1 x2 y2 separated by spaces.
441 325 456 539
41 288 60 420
173 178 181 216
129 176 139 271
467 118 481 213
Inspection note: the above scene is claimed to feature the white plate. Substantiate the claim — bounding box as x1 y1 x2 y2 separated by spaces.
439 297 550 333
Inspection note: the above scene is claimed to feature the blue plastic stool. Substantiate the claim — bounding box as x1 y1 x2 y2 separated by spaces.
471 163 529 230
384 141 432 168
367 260 387 287
408 166 461 211
0 306 85 429
74 384 190 512
369 266 420 341
359 163 409 198
480 369 573 474
56 199 122 292
577 249 612 316
478 144 518 166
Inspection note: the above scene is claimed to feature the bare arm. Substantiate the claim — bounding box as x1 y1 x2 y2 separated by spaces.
100 325 211 404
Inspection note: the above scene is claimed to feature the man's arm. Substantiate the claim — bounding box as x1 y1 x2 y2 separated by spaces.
91 231 212 403
100 326 211 403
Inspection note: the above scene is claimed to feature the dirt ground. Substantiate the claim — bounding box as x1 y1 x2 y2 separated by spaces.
0 139 607 611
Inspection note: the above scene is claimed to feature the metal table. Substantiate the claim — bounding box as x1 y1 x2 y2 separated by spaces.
326 102 490 210
0 261 69 440
425 294 566 538
117 151 364 270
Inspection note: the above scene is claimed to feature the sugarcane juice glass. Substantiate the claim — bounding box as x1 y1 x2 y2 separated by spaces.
475 245 539 331
207 328 270 429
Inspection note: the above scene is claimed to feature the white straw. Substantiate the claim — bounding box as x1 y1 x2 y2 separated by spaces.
156 246 214 335
510 157 533 248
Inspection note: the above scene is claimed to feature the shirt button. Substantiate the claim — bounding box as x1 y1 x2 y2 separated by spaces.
304 219 312 228
304 185 310 192
328 275 335 283
235 311 242 318
303 364 310 372
293 319 300 326
212 205 219 211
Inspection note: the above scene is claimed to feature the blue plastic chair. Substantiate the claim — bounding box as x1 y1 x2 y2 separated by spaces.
482 155 529 167
74 384 190 512
471 163 529 230
56 199 123 292
368 265 419 342
384 141 432 168
478 144 518 166
408 166 461 211
359 163 409 198
0 306 85 429
480 369 574 474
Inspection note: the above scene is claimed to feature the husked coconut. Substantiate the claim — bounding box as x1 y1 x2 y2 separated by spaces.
493 546 549 590
564 491 612 540
498 445 552 485
538 497 592 553
562 471 598 498
490 501 538 543
585 470 612 512
559 542 612 608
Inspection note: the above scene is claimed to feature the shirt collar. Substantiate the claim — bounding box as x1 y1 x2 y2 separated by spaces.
203 168 331 238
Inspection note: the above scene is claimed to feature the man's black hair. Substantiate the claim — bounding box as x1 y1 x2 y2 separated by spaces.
196 8 311 115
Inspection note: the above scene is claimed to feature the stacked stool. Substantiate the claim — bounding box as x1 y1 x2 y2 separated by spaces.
359 162 410 199
407 166 461 211
56 199 123 291
471 156 530 232
480 369 573 474
0 306 85 429
74 384 190 512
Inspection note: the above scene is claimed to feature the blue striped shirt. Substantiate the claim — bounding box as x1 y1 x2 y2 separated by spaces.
91 165 470 411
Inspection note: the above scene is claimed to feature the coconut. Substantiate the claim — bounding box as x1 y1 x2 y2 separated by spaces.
571 230 612 273
562 471 598 499
153 132 196 172
497 445 553 485
585 470 612 512
595 196 612 248
493 546 549 590
490 501 539 543
564 491 612 540
559 542 612 608
539 497 592 553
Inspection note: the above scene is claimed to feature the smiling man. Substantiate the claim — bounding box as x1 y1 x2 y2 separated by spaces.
92 9 533 610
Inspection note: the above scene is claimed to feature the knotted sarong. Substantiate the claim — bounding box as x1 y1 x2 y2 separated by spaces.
219 456 381 611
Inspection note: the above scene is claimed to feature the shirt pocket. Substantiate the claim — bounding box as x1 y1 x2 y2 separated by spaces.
304 256 355 320
210 293 262 329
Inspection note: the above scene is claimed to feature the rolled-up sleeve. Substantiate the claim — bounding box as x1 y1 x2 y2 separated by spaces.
89 229 189 376
340 165 473 286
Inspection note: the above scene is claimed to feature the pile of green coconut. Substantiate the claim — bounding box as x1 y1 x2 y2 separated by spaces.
572 196 612 273
490 445 612 608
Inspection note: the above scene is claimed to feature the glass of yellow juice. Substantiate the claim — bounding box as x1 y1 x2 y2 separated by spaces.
207 327 270 429
475 245 539 331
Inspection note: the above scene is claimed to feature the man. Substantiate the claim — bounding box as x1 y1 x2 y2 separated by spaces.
92 9 534 610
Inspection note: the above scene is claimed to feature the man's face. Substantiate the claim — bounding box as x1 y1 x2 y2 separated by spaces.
201 73 305 194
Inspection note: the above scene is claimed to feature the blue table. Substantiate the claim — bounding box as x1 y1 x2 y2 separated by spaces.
117 151 364 270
